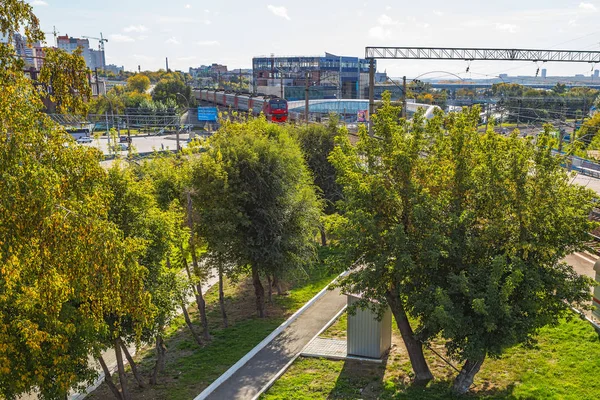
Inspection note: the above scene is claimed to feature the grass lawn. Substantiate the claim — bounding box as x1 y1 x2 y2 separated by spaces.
87 252 338 400
262 313 600 400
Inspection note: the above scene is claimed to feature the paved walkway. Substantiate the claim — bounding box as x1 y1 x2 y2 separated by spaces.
203 287 347 400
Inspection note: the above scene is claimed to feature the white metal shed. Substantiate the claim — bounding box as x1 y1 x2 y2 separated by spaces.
346 293 392 359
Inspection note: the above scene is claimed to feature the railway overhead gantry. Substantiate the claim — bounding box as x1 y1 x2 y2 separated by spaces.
365 46 600 132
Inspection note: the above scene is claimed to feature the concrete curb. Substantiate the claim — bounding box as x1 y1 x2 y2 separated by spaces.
251 304 349 400
194 270 349 400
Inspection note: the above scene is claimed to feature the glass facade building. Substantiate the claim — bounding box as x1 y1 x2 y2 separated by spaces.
252 53 374 100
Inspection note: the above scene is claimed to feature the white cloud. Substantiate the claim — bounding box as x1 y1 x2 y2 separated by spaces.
132 54 155 62
197 40 220 46
203 19 212 25
157 16 195 24
184 4 191 8
433 10 443 16
495 23 518 33
378 14 399 25
123 24 148 33
569 19 579 26
385 5 392 10
31 0 48 5
165 37 180 45
579 2 597 11
368 26 391 40
110 34 135 42
137 35 148 40
267 5 291 20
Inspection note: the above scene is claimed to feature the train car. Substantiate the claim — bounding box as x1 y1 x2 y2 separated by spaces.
225 92 237 108
262 98 288 122
193 88 288 122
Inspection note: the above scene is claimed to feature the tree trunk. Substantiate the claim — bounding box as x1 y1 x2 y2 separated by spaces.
273 274 283 296
98 355 123 400
114 338 131 400
119 338 145 388
181 302 203 345
266 274 273 303
187 191 210 341
218 266 228 328
386 289 433 386
252 265 266 318
452 356 486 395
319 225 327 247
150 333 167 385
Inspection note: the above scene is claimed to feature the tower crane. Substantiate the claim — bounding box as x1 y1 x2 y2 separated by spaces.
43 26 59 46
82 32 108 53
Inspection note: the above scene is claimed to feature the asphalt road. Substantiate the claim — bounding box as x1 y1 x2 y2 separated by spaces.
82 134 191 155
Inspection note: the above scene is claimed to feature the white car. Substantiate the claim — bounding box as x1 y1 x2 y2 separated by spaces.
76 136 93 143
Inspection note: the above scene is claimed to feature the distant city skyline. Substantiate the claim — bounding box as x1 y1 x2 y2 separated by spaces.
26 0 600 79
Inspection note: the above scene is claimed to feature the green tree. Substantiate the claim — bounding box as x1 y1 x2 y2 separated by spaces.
39 47 91 115
127 74 151 93
295 118 343 245
137 154 211 342
152 77 192 108
0 56 152 400
192 118 322 317
330 94 595 393
0 3 152 398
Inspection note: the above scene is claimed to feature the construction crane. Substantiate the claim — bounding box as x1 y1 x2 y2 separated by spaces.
43 26 59 47
82 32 108 53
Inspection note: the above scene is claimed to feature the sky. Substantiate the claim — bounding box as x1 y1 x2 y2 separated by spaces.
27 0 600 80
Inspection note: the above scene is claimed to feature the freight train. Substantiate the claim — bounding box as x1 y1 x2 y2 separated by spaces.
192 89 288 122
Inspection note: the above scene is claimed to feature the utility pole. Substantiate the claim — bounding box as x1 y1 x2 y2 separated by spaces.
517 98 522 130
280 71 284 99
305 71 309 124
485 102 491 131
368 58 375 135
401 76 407 119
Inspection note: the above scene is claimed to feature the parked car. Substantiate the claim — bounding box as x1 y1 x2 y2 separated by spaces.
117 143 128 151
76 136 93 143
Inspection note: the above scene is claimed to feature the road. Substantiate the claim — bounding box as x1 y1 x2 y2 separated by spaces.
82 134 191 155
563 251 599 322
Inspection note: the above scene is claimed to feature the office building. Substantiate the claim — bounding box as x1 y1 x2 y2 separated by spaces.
252 53 373 100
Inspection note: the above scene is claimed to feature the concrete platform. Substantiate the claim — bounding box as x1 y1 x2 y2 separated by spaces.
301 337 383 363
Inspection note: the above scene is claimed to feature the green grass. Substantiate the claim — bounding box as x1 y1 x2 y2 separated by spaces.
262 316 600 400
88 254 338 400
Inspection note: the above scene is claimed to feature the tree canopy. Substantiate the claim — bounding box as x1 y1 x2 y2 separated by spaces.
330 93 596 393
127 74 151 93
192 118 322 317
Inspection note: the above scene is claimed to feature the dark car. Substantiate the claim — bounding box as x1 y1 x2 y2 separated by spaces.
119 136 128 143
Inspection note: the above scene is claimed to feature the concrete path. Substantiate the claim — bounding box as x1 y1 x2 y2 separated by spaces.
202 287 347 400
